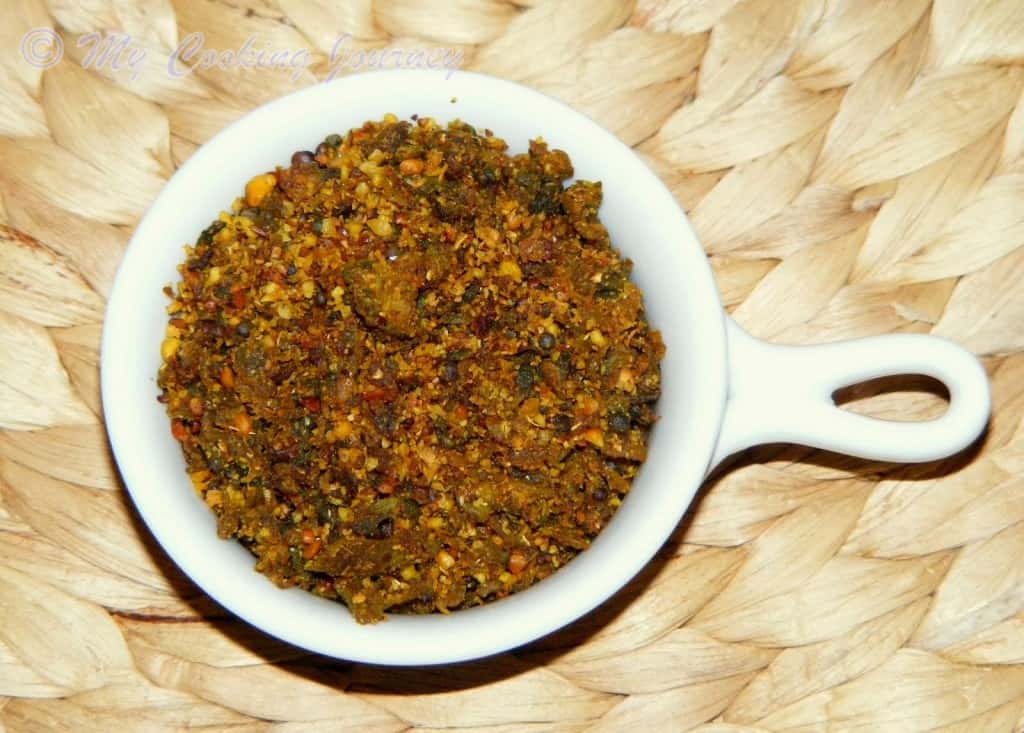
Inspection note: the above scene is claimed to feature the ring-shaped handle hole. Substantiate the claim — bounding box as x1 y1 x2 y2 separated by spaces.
831 374 950 423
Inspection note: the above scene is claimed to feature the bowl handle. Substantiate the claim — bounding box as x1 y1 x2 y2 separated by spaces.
710 317 991 467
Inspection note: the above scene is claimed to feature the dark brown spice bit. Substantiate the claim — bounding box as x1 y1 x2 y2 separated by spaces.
516 363 535 393
372 517 394 539
471 313 494 337
270 447 295 463
608 411 630 433
188 248 214 271
440 361 459 383
197 221 225 247
551 413 573 433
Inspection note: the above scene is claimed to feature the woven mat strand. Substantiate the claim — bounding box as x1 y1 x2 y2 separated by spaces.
2 0 1024 730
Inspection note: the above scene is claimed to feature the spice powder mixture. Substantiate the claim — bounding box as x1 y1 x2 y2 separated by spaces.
158 115 664 622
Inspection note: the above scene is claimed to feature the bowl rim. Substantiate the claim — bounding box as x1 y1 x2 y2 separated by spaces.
101 69 729 665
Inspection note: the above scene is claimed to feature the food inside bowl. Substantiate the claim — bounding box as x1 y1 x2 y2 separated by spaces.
156 115 663 622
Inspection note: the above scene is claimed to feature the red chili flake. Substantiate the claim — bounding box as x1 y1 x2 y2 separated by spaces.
170 420 188 441
360 388 393 403
301 396 321 412
302 538 322 559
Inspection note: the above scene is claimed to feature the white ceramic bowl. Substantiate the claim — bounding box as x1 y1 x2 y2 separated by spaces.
102 70 991 665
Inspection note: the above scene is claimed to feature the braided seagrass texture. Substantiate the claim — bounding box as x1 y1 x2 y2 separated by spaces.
2 0 1024 730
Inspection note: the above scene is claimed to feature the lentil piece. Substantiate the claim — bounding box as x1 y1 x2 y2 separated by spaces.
244 173 277 207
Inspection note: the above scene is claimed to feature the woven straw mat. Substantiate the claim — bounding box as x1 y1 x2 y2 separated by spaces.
2 0 1024 731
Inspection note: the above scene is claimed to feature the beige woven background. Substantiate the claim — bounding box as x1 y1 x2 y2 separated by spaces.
2 0 1024 730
